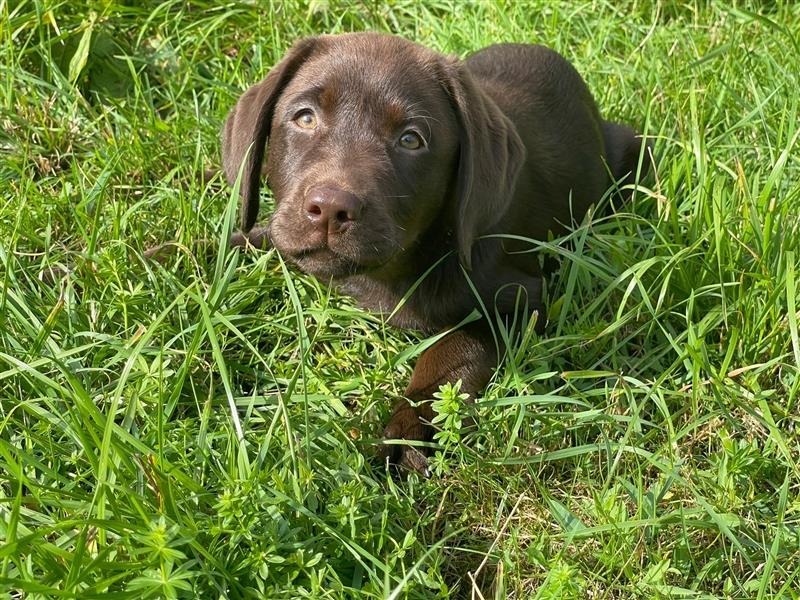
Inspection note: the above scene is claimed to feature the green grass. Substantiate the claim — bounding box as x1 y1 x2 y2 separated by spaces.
2 0 799 597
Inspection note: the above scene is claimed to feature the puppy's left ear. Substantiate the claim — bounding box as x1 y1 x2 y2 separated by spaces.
440 58 526 269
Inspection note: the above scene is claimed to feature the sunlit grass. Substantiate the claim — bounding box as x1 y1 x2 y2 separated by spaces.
1 0 799 597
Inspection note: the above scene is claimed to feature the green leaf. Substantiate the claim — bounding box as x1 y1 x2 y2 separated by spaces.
68 14 97 84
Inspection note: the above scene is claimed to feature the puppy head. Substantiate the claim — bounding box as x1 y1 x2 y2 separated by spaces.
222 33 524 278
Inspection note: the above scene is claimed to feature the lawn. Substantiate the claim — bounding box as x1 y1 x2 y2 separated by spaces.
2 0 799 598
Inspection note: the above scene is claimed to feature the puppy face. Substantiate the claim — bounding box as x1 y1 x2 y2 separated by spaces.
264 38 459 279
222 33 525 280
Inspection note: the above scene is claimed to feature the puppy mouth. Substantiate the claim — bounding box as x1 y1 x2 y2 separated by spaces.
268 217 401 278
288 245 379 278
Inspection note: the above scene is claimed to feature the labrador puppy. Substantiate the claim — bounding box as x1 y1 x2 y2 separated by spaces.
222 32 648 474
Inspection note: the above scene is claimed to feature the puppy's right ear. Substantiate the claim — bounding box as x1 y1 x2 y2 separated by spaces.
222 37 321 232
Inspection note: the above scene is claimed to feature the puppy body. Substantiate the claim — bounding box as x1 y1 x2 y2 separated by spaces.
339 43 624 332
222 33 647 471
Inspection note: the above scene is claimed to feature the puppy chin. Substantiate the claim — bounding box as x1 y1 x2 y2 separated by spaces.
271 222 401 279
290 248 363 279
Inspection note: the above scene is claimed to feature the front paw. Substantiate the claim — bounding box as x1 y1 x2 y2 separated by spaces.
379 400 433 477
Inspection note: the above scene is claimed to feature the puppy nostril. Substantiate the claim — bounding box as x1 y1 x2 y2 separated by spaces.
335 210 350 223
308 204 322 216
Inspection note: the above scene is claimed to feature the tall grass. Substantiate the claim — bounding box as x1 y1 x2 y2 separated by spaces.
1 0 799 597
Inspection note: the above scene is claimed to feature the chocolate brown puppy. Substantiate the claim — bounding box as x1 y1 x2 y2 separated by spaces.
222 32 648 473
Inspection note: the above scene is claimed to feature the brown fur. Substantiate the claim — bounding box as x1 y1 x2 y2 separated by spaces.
221 33 650 473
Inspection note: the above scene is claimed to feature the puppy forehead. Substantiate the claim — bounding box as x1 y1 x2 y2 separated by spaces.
285 41 446 123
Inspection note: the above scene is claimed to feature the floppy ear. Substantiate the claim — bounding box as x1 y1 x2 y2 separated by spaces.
440 59 526 268
221 37 321 232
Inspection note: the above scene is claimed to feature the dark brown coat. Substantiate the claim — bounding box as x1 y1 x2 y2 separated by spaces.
222 33 648 473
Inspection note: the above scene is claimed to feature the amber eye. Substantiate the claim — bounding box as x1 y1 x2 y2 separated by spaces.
398 130 424 150
293 109 317 129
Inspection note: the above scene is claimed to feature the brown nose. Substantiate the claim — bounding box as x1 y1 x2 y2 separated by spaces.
303 187 363 234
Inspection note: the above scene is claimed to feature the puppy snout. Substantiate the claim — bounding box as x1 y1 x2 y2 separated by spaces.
303 187 363 234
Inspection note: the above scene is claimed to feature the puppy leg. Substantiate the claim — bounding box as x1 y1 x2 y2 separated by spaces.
143 225 271 263
381 323 497 475
229 225 272 251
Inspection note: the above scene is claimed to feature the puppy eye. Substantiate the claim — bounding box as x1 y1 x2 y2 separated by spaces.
293 109 317 130
398 130 424 150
